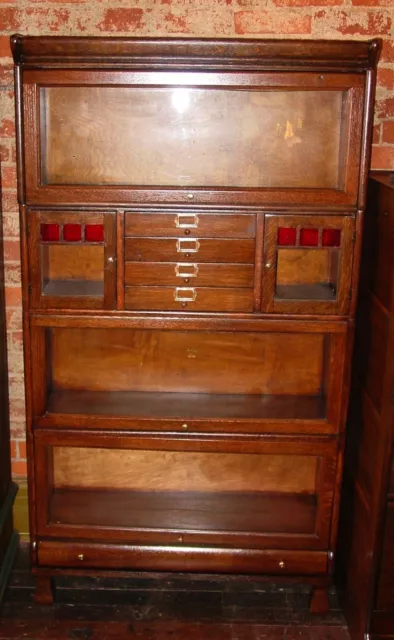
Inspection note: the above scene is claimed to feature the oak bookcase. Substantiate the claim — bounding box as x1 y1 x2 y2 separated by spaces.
11 35 380 611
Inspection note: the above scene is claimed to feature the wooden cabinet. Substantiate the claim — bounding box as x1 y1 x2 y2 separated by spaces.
0 168 18 603
11 35 381 611
338 172 394 639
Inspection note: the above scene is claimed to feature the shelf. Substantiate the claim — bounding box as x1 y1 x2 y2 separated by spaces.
46 390 326 421
50 488 317 535
43 280 104 298
275 284 336 301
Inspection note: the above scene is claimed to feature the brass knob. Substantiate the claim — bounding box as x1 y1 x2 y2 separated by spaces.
107 256 115 263
182 423 188 429
265 263 272 269
279 560 285 569
78 554 84 561
187 193 194 200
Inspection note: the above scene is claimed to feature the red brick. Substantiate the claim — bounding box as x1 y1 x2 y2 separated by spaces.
381 39 394 62
0 64 13 87
161 12 189 32
11 460 27 477
377 95 394 118
5 263 21 285
314 9 392 35
1 190 18 213
8 398 26 421
1 165 17 189
372 123 381 144
6 307 22 331
274 0 342 6
2 213 19 237
0 8 20 30
24 7 71 32
352 0 392 4
5 285 22 307
0 118 15 137
3 239 21 262
10 440 17 460
371 145 394 170
377 67 394 90
234 10 311 34
0 143 10 162
382 122 394 144
97 8 144 32
0 36 12 59
17 440 27 460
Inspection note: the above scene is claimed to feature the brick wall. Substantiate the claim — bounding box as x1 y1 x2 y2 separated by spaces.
0 1 393 480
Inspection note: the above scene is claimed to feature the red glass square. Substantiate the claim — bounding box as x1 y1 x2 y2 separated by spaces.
85 224 104 243
63 224 82 242
322 229 341 247
277 227 297 246
300 228 319 246
40 223 60 242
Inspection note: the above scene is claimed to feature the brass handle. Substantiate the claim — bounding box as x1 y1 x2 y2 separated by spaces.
174 288 197 302
78 554 84 561
175 213 199 229
177 239 200 254
278 560 285 569
175 263 199 278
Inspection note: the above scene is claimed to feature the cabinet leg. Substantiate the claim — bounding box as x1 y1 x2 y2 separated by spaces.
34 576 55 605
309 586 330 614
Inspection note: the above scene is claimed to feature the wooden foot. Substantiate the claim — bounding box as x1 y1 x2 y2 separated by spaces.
310 586 330 614
34 576 55 605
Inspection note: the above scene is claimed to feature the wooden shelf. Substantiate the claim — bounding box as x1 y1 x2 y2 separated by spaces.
43 280 104 298
50 488 317 535
46 389 327 421
276 284 337 301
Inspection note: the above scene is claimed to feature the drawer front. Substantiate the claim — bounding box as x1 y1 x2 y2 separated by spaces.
124 262 255 288
125 238 255 264
125 213 256 238
125 286 254 312
37 540 328 575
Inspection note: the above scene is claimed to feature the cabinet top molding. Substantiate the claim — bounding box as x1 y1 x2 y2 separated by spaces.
11 35 381 71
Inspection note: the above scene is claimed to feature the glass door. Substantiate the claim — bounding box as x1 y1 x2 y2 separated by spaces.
261 215 355 315
28 210 117 310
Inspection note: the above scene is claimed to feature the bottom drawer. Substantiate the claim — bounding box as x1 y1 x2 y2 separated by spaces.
37 540 328 575
124 286 254 312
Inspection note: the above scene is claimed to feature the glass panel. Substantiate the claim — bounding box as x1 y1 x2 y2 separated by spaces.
322 229 341 247
41 87 344 189
278 227 297 246
43 328 328 422
276 248 340 301
49 446 320 535
85 224 104 243
41 223 60 242
41 244 104 298
299 228 319 247
63 224 82 242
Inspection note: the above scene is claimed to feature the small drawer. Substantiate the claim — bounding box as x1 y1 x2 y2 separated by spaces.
38 540 328 575
124 238 255 264
124 262 255 288
125 212 256 238
124 286 254 312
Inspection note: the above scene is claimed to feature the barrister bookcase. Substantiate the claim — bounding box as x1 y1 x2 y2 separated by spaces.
11 35 380 611
338 173 394 639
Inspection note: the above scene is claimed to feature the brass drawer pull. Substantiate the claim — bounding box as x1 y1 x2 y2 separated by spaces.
175 263 199 278
176 238 200 253
175 213 199 229
174 287 197 302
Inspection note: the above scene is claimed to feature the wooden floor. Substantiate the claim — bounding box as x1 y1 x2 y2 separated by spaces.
0 545 350 640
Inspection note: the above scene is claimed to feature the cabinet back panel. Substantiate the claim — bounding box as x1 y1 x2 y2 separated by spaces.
50 328 324 395
277 250 333 286
53 447 318 494
41 87 342 189
44 245 104 281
